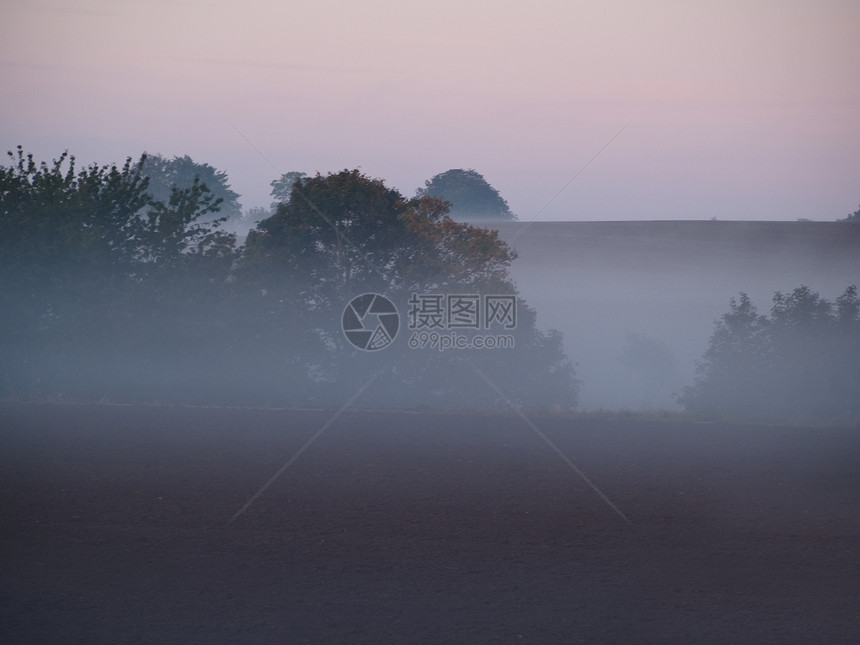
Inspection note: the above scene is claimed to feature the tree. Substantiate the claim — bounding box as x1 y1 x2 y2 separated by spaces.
416 169 516 221
0 147 237 401
0 147 149 273
245 170 515 298
0 147 152 397
767 285 857 419
0 150 574 409
141 154 242 225
140 178 236 268
678 293 772 418
839 205 860 222
269 171 307 210
679 286 860 422
241 169 575 409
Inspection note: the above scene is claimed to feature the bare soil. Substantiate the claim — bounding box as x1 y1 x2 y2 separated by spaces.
2 404 859 643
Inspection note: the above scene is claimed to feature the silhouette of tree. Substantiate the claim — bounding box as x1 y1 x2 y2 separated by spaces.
269 171 307 210
0 152 574 409
241 169 575 409
141 153 242 225
839 205 860 222
680 286 860 422
0 147 236 400
417 169 516 221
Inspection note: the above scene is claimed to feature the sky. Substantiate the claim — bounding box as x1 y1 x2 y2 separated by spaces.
2 0 858 221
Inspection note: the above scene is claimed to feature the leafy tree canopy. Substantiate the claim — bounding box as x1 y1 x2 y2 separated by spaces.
141 153 242 223
269 171 307 210
0 146 151 274
0 147 236 276
416 169 516 221
241 169 576 409
0 147 238 401
0 151 575 410
245 169 516 296
679 285 860 422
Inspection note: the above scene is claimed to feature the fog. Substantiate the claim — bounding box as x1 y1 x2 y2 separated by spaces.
4 169 860 645
493 221 860 411
3 166 859 421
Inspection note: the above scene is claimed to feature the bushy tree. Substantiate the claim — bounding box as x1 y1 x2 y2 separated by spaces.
1 147 148 272
241 169 574 409
0 147 237 400
0 150 575 409
269 171 307 210
1 147 149 397
680 286 860 422
141 153 242 225
416 169 516 221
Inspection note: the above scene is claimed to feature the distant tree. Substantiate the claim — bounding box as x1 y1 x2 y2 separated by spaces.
141 154 242 224
679 293 773 418
269 171 307 210
138 176 237 273
416 169 516 221
836 284 860 322
839 205 860 222
766 285 859 419
679 286 860 422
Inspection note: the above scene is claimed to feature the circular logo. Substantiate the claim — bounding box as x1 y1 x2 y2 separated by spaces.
342 293 399 351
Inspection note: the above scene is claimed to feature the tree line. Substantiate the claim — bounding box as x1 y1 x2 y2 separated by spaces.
0 148 568 409
680 285 860 423
2 147 856 422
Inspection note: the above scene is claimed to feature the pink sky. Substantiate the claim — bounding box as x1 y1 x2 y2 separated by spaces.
2 0 858 220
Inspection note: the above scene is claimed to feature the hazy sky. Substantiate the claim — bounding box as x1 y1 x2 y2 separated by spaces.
2 0 858 221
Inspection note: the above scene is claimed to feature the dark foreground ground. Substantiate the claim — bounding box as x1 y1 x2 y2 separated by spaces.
1 404 859 644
